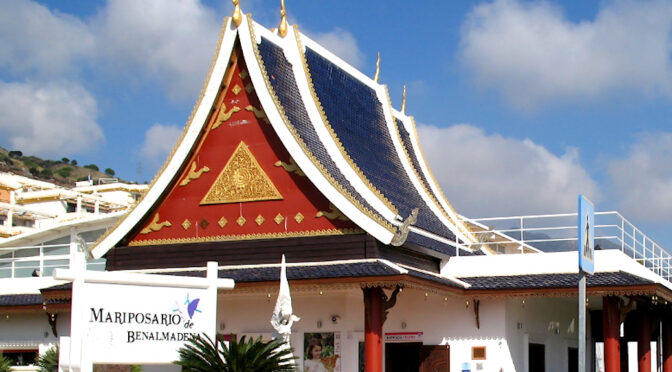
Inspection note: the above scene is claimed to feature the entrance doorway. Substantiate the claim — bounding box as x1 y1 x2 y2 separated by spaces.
568 347 578 372
385 343 450 372
529 343 545 372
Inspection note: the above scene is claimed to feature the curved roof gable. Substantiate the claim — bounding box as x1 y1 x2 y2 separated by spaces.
91 13 476 259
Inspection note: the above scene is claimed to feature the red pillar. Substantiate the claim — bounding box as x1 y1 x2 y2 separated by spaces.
664 316 672 372
363 287 383 372
603 296 621 372
638 310 651 372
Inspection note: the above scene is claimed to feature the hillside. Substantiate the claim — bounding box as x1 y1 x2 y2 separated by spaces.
0 146 130 186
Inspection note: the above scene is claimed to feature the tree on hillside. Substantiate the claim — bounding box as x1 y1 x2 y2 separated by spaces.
61 157 69 163
70 159 77 166
9 150 22 158
104 168 115 176
57 167 73 178
84 164 99 171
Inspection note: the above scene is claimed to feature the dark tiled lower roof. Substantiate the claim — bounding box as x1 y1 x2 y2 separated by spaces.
217 261 399 282
460 271 654 290
304 48 457 248
256 38 386 227
0 294 43 307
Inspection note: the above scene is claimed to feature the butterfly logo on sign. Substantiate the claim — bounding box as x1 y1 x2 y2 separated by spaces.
173 294 202 321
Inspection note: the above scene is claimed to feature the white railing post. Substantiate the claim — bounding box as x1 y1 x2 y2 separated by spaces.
621 218 625 254
520 217 524 254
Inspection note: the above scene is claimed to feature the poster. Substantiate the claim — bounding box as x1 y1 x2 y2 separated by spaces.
304 332 341 372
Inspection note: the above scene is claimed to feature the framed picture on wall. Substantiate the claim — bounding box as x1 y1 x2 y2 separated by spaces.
304 332 341 372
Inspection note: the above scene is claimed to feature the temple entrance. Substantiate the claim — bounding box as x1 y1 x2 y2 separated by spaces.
529 343 545 372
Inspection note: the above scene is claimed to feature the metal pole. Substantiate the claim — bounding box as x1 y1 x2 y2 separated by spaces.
579 270 587 372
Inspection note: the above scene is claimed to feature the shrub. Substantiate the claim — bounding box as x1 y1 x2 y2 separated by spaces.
40 168 53 178
83 164 99 171
70 159 77 166
0 354 12 372
8 150 22 158
37 346 59 372
56 167 73 178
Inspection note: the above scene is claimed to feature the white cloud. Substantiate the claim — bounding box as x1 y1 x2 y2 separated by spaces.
460 0 672 110
417 124 599 217
608 133 672 221
92 0 222 102
0 0 94 77
310 28 365 69
0 81 103 157
140 124 183 165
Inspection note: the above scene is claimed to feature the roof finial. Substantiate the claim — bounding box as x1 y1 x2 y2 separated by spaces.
278 0 288 38
232 0 242 27
401 85 407 113
374 52 381 83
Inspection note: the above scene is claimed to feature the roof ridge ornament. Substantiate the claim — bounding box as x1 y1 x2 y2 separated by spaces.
278 0 289 38
374 52 381 82
401 85 407 114
232 0 242 27
391 208 419 246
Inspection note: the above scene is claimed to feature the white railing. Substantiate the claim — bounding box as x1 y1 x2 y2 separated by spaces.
460 211 672 281
0 243 105 279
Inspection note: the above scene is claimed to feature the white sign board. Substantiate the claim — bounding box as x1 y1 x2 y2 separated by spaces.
384 332 423 343
83 283 211 363
578 195 595 275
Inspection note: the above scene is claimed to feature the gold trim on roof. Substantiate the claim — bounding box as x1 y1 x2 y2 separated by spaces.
401 85 407 113
218 217 228 228
232 0 242 27
294 29 399 216
139 213 172 234
181 219 192 230
294 212 304 224
245 83 254 93
240 70 249 80
237 216 246 226
232 84 242 95
245 17 395 233
274 213 284 225
200 141 283 205
374 52 381 83
179 161 210 186
128 228 364 246
255 214 265 226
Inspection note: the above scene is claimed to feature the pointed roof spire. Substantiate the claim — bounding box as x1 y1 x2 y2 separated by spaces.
401 85 407 113
374 52 381 82
278 0 289 38
232 0 242 27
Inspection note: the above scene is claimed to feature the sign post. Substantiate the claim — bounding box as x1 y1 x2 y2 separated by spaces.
54 254 234 372
578 195 595 372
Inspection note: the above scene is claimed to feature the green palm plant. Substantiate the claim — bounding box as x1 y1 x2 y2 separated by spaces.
37 346 59 372
0 354 12 372
175 333 296 372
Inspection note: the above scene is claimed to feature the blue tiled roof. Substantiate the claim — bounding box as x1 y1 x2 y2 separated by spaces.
395 119 433 200
459 271 654 290
0 294 42 307
304 48 457 247
256 37 386 227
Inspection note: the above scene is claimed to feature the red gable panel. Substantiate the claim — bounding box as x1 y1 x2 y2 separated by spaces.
128 48 360 246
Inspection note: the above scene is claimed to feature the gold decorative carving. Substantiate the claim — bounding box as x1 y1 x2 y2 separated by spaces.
255 214 265 226
212 104 241 130
374 52 381 82
401 85 407 113
294 212 304 224
245 105 270 124
140 213 172 234
237 216 246 226
278 0 288 38
218 217 228 228
201 141 283 204
391 208 419 246
274 157 305 176
232 84 242 95
232 0 242 27
181 219 192 231
274 213 284 225
315 203 349 221
245 83 254 93
180 161 210 186
199 219 209 229
239 70 249 80
129 228 365 246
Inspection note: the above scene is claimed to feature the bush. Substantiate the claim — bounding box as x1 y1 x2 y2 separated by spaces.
104 168 115 176
37 346 59 372
29 167 40 176
0 354 12 372
175 334 295 372
56 167 73 178
8 150 22 158
70 159 77 166
84 164 99 171
40 168 53 178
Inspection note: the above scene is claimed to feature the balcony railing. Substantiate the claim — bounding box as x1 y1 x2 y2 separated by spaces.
460 211 672 282
0 242 105 279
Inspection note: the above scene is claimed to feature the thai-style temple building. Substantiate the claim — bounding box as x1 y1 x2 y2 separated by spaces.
1 3 672 372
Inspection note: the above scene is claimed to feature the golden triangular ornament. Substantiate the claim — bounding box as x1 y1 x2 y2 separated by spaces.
200 141 283 204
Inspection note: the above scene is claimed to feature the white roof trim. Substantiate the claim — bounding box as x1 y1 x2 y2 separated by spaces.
239 19 395 243
90 19 239 259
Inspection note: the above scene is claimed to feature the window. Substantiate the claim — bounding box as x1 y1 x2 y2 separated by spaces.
1 349 38 366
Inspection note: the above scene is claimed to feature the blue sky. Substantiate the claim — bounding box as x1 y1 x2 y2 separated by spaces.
1 0 672 248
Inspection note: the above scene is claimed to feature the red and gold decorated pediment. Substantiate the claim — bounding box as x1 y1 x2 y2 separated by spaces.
128 48 360 246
